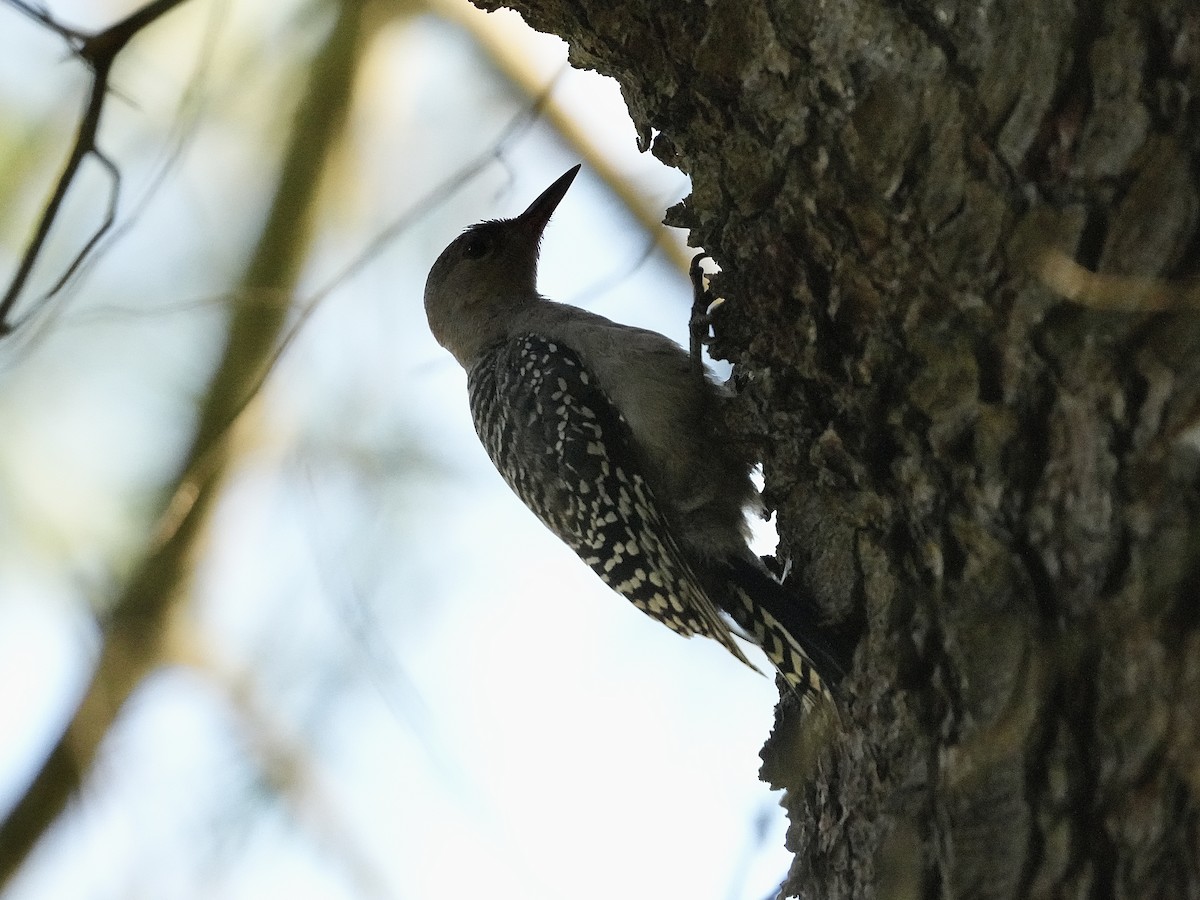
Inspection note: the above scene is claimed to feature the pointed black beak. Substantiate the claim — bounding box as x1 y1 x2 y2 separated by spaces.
515 164 581 238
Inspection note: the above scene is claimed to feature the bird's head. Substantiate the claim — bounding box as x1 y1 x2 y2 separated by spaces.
424 165 580 367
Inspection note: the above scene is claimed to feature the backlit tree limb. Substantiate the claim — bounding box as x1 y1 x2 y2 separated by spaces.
0 1 368 885
0 0 195 335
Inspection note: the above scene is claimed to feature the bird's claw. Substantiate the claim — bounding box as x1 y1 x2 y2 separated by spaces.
688 253 722 378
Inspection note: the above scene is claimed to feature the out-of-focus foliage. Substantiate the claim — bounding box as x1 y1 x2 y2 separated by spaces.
0 2 791 899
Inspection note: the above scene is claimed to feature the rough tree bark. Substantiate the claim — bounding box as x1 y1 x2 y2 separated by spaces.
475 0 1200 897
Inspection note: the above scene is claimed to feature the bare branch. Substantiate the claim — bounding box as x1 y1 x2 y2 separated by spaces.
0 1 368 885
5 0 84 46
41 149 121 298
0 0 194 335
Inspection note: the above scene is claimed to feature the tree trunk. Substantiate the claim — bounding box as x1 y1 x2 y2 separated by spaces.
476 0 1200 896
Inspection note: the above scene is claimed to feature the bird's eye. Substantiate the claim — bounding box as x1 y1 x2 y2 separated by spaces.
462 234 493 259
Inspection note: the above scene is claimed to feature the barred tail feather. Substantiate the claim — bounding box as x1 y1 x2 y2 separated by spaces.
720 557 854 710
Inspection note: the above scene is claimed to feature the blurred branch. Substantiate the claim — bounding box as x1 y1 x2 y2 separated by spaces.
0 0 369 886
166 625 392 900
0 0 194 336
1037 249 1200 312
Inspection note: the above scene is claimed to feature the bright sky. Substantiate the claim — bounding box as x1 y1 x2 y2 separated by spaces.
0 2 793 898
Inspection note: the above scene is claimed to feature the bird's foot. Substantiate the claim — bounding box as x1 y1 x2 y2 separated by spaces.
688 253 724 378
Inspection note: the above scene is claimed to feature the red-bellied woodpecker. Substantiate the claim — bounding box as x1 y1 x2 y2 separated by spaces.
424 165 849 711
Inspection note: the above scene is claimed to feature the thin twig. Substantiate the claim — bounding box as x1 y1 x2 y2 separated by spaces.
0 0 194 335
4 0 85 45
0 0 230 360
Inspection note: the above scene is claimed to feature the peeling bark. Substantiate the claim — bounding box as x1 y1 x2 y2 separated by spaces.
475 0 1200 896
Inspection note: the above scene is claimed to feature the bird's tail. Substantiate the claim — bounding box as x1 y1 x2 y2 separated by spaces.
717 557 856 712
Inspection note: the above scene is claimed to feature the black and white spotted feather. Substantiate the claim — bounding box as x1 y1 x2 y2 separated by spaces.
468 333 756 670
722 560 839 708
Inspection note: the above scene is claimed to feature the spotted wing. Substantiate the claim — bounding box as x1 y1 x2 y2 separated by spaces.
468 333 752 667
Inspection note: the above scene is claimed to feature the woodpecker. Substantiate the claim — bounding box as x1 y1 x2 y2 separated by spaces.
424 165 849 711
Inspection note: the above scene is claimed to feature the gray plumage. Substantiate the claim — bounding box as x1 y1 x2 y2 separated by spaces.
424 165 841 710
